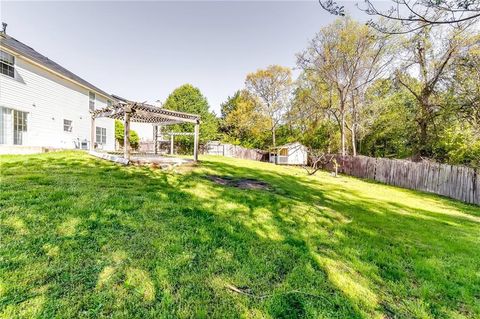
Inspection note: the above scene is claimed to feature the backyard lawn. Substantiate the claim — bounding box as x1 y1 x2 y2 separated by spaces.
0 151 479 318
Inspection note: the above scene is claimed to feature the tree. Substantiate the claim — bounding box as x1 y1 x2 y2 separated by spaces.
221 90 271 149
220 90 241 119
394 24 476 157
302 149 336 176
288 75 341 152
114 120 140 151
318 0 480 34
297 18 393 156
163 84 218 153
245 65 292 148
129 131 140 150
450 35 480 129
219 90 242 138
360 79 417 158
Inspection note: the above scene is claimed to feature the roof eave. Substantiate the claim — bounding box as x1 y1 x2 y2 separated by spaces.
0 43 113 101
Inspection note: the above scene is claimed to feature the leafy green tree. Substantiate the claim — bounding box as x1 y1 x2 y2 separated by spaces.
450 36 480 130
395 24 477 158
216 17 479 169
221 90 271 149
114 120 140 151
220 90 242 119
163 84 218 153
297 17 393 155
360 80 417 158
219 90 242 137
245 65 292 147
432 123 480 168
129 131 139 150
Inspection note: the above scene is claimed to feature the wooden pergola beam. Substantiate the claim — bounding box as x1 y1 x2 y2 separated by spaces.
164 132 195 136
91 100 201 162
91 102 200 124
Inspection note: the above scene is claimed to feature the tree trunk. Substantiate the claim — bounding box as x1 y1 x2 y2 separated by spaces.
272 126 276 148
272 126 277 164
416 94 431 158
351 125 357 156
341 108 346 157
418 118 428 157
351 92 358 156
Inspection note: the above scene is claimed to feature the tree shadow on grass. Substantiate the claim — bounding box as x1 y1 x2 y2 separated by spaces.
188 158 480 318
0 153 362 318
0 152 479 318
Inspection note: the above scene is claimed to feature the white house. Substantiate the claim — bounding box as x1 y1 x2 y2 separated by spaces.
269 142 308 165
0 25 115 153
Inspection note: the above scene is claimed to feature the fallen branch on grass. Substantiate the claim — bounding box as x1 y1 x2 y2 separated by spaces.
225 284 332 303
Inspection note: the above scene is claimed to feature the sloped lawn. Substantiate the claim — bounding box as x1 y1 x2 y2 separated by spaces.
0 151 479 318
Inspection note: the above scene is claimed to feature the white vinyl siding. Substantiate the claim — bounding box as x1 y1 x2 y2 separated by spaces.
0 55 115 150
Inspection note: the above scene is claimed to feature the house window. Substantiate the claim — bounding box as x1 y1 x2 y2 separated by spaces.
13 110 27 145
89 92 95 111
0 107 27 145
0 107 9 144
63 119 72 132
0 50 15 78
96 126 106 145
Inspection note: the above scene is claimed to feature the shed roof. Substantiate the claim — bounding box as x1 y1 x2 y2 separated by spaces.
272 142 306 149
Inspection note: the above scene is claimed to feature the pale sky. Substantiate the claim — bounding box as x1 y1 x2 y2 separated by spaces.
0 1 371 116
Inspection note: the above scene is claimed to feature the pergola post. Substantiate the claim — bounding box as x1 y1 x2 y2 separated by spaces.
193 122 200 162
124 108 131 161
153 125 158 155
170 134 174 155
90 116 95 151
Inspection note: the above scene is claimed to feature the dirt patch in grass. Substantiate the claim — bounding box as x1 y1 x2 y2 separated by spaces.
205 175 270 190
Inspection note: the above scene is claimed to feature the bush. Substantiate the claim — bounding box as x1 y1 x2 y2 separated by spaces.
115 120 140 151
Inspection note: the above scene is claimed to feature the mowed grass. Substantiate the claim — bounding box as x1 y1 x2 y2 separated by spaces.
1 152 479 319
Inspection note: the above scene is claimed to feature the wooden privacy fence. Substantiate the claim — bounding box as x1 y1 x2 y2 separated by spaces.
204 142 268 162
321 155 479 205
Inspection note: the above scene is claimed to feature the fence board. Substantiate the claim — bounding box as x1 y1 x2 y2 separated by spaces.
475 171 479 205
321 155 478 206
205 144 478 205
205 142 267 162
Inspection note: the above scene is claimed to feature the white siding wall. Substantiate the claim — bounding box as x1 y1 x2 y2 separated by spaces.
0 54 115 151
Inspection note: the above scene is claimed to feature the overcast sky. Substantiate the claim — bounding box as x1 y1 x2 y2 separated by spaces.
1 1 370 115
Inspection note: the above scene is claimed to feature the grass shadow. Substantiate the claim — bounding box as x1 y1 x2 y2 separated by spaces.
0 152 479 318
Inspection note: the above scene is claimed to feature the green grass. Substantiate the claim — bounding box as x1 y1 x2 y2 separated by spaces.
1 151 479 319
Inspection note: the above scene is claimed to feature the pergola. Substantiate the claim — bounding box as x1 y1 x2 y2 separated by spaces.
91 98 201 161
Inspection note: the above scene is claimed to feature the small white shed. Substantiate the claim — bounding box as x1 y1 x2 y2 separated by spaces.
269 142 308 165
